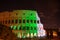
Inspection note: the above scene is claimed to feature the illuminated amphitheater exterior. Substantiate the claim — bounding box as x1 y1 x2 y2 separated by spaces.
0 10 46 38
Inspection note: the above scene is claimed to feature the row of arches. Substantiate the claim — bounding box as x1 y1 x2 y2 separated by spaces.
11 26 37 30
0 19 39 24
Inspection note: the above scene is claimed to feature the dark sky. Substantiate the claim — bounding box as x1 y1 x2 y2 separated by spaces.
0 0 60 28
0 0 58 11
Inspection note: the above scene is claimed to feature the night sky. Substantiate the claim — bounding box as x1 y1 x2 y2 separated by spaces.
0 0 60 28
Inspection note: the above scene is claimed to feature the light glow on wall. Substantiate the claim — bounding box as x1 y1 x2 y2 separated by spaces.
53 31 57 37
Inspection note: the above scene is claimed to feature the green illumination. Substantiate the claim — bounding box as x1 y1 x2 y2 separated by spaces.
17 25 20 30
10 10 38 38
13 26 16 30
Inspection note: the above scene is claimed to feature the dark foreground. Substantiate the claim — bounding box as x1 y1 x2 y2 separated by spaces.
17 37 60 40
0 24 60 40
19 37 60 40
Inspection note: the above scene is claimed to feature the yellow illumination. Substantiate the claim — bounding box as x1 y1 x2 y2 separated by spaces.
17 33 21 38
19 34 22 38
31 33 33 37
27 33 30 37
53 31 57 37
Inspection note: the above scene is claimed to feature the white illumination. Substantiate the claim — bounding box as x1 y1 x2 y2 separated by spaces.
38 32 40 37
34 33 37 36
40 30 46 37
38 30 46 37
10 25 13 29
37 23 46 37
